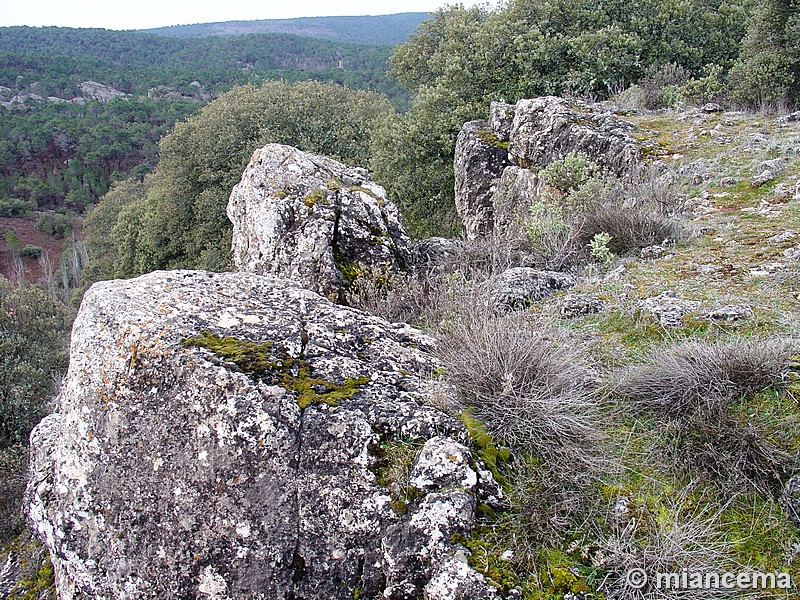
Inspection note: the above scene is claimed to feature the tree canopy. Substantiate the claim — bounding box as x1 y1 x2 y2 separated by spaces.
86 80 395 277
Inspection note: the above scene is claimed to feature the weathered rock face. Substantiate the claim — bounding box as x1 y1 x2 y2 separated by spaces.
454 120 512 240
228 144 410 301
78 81 130 103
508 97 642 175
490 267 576 311
26 270 498 600
453 96 643 237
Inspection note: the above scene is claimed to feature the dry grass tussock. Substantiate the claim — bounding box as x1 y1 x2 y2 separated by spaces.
615 337 800 494
595 486 740 600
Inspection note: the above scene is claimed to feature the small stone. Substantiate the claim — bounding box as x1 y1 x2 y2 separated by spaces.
489 101 516 141
759 157 786 175
768 231 797 245
719 176 736 186
639 291 701 327
701 102 722 113
412 237 463 269
409 437 478 492
640 244 670 260
490 267 576 311
784 245 800 261
425 550 500 600
751 169 775 187
778 111 800 123
559 293 603 318
704 304 753 322
773 183 794 200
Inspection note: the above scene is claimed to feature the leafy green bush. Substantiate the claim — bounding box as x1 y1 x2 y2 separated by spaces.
92 80 394 274
0 198 36 217
729 0 800 107
18 245 43 259
0 279 70 449
540 152 602 194
36 213 72 239
521 168 685 268
0 444 28 545
4 231 21 253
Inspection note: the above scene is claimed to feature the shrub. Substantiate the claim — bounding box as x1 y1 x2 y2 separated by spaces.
596 487 733 600
640 63 691 109
574 202 684 256
19 245 43 259
522 167 686 268
540 151 603 194
438 309 601 467
617 339 792 418
728 0 800 108
36 213 72 239
0 198 36 217
616 338 799 492
0 444 28 545
436 306 609 549
0 278 70 449
4 231 21 253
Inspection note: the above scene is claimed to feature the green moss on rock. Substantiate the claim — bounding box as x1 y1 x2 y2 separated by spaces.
475 129 510 150
184 331 368 409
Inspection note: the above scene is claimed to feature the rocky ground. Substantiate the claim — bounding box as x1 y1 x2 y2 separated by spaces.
3 101 800 599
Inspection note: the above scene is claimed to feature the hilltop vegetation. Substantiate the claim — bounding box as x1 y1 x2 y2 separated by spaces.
141 12 429 46
2 1 800 595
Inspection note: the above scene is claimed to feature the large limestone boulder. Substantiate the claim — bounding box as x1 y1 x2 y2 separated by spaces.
453 96 643 237
26 270 499 600
454 120 512 240
228 144 410 301
508 96 642 175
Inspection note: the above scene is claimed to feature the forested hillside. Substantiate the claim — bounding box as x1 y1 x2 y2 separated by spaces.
0 26 406 215
142 12 429 46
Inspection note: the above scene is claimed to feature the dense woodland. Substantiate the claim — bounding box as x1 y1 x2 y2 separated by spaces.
2 0 800 593
0 27 404 212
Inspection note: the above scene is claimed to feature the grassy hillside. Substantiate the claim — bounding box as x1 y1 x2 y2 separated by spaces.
141 12 430 46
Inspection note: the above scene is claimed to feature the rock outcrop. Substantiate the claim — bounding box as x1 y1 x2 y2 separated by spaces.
228 144 410 301
490 267 576 311
26 270 498 599
454 96 644 237
78 81 129 103
454 121 512 240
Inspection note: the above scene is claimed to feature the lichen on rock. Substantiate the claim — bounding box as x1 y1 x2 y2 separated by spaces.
227 144 410 302
26 270 499 599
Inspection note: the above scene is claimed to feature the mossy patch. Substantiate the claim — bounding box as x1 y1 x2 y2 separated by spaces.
6 535 55 600
303 188 325 207
348 185 383 204
475 128 510 150
459 410 511 484
184 331 369 409
371 438 424 514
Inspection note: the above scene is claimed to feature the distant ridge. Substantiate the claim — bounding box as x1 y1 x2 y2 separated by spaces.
141 13 429 46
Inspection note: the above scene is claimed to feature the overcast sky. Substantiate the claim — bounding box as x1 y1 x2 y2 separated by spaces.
0 0 469 30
